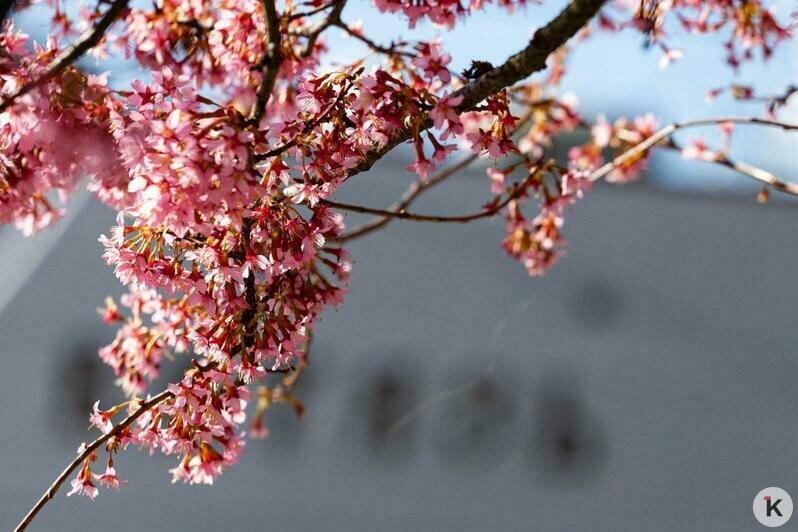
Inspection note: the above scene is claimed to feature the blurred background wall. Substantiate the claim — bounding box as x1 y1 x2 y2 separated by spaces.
1 159 797 530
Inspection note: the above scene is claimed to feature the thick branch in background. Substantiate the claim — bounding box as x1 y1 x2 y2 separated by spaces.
249 0 284 124
0 0 130 113
346 0 607 179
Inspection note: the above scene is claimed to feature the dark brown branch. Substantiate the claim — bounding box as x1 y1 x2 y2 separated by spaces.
331 20 414 58
0 0 129 113
14 391 173 532
285 1 337 21
335 110 535 241
299 0 346 57
344 0 607 180
255 80 350 160
256 0 603 179
249 0 284 124
335 153 480 241
322 180 489 223
322 167 538 224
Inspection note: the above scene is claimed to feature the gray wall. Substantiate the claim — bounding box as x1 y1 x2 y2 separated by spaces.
1 162 796 531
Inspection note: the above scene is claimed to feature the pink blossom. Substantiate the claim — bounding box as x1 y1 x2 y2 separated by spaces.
67 463 98 500
94 466 126 490
412 42 452 83
89 401 114 434
407 157 435 179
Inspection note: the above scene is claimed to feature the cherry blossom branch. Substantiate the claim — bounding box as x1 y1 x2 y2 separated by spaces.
331 20 414 58
249 0 284 124
285 1 337 21
0 0 129 113
346 0 607 179
322 166 539 223
299 0 346 57
255 79 351 160
589 117 798 197
336 110 536 241
14 391 173 532
320 194 512 222
755 84 798 112
335 153 480 241
15 352 298 530
664 139 798 197
713 83 798 115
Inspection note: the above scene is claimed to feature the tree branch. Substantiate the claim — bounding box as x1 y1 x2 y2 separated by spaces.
254 79 350 160
335 153 480 241
331 20 413 58
662 138 798 197
285 1 337 21
0 0 130 113
322 166 539 224
588 116 798 197
344 0 607 179
14 391 173 532
335 109 535 241
249 0 284 124
13 354 289 530
298 0 346 58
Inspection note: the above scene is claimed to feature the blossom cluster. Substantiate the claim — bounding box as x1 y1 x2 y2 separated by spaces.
602 0 795 69
569 112 660 182
373 0 533 28
0 22 118 234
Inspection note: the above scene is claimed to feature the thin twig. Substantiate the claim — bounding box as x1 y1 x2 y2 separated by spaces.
322 167 538 224
0 0 130 113
14 391 174 532
589 116 798 197
254 80 350 160
14 356 264 530
336 111 534 241
332 20 414 58
285 1 337 21
299 0 346 57
664 138 798 196
322 185 495 223
335 153 480 240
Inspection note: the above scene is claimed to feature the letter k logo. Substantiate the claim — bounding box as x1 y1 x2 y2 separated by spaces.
765 496 784 518
755 488 792 527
